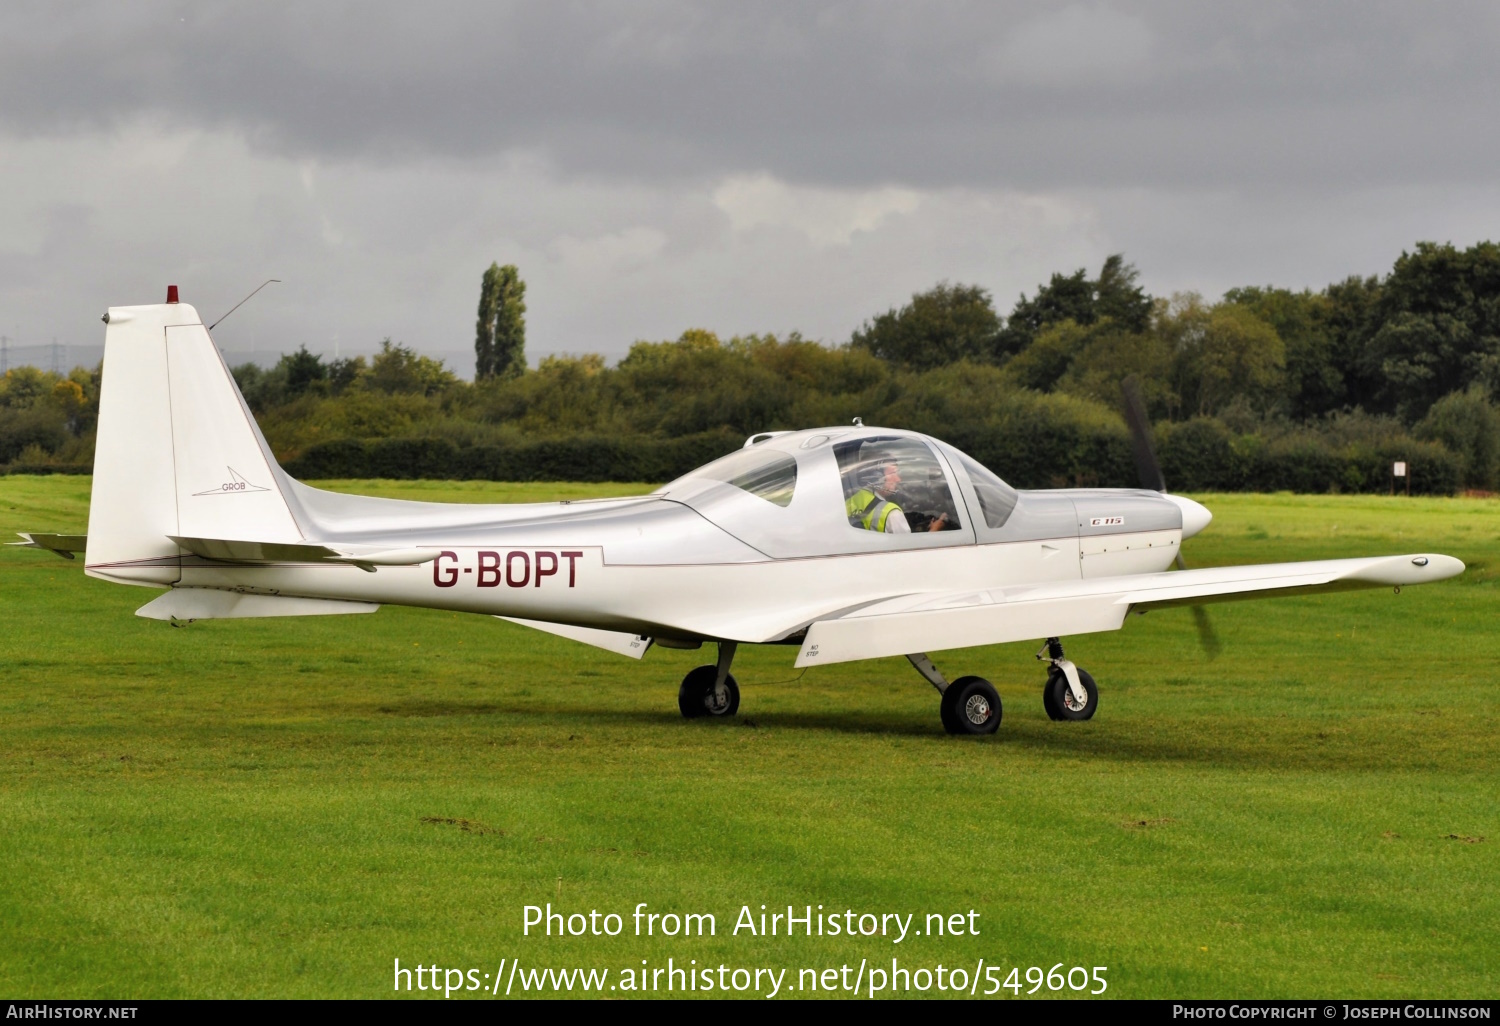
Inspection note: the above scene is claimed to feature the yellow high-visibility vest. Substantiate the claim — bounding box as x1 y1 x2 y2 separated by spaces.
846 488 903 532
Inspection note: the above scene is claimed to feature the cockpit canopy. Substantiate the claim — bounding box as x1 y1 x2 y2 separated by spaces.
675 445 798 508
657 427 1019 559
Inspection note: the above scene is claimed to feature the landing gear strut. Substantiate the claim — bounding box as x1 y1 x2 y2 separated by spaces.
679 641 740 719
1038 638 1098 721
907 653 1001 736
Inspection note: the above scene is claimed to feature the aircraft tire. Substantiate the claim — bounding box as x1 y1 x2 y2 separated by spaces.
1046 667 1098 721
1042 673 1064 720
678 665 740 719
939 685 959 733
942 676 1002 736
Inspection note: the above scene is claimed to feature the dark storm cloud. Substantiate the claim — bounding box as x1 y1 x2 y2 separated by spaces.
4 1 1499 190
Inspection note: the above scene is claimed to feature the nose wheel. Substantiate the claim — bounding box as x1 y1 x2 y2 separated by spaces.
1038 638 1098 721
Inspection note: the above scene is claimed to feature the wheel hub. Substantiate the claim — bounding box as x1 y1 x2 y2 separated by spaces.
963 694 991 725
1063 688 1089 712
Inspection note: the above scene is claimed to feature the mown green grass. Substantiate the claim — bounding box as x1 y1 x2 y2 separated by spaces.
0 476 1496 998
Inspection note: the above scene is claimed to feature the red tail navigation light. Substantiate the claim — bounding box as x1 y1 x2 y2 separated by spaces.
166 285 179 304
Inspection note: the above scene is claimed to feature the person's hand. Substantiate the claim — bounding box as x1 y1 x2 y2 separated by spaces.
927 512 949 532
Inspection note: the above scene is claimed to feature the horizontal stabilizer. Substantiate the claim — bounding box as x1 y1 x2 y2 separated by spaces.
796 553 1464 667
169 535 440 571
499 617 654 659
10 533 88 560
137 589 379 620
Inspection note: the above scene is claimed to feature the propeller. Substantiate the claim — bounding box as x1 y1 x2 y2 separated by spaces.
1121 375 1222 659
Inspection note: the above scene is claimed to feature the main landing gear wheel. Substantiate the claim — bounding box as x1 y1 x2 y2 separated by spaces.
940 676 1002 735
678 665 740 719
1044 666 1098 721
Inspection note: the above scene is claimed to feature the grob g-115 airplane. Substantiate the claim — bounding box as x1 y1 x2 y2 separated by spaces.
16 290 1464 735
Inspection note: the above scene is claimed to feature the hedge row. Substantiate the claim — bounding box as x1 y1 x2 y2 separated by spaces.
5 423 1462 496
281 429 745 483
1 463 92 475
1157 419 1459 495
278 422 1459 495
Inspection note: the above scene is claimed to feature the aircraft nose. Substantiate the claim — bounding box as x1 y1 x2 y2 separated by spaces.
1164 494 1213 538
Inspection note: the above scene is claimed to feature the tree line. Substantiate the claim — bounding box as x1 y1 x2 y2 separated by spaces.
3 241 1498 494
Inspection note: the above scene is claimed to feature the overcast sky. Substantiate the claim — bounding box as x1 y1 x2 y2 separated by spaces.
3 1 1499 374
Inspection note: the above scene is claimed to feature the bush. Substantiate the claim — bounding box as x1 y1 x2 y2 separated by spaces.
945 391 1135 489
1159 418 1244 491
1152 416 1460 495
1240 435 1341 493
283 429 743 483
1414 387 1500 490
0 406 69 463
1 463 92 475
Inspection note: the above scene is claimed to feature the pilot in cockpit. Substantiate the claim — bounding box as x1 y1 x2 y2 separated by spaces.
845 445 952 534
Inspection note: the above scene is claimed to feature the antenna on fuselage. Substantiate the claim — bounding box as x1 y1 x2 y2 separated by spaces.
208 279 282 331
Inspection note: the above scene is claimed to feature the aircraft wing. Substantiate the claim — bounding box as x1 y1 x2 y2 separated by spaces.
794 553 1464 667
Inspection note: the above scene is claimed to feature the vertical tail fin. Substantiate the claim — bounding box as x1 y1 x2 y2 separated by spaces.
85 294 303 585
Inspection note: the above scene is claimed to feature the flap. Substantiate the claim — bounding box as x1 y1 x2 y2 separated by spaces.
137 589 379 620
499 617 654 659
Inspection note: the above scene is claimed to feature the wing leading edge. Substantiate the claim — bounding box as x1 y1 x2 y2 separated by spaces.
794 553 1463 667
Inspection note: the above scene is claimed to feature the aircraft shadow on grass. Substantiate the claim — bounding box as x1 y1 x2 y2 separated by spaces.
358 697 1430 773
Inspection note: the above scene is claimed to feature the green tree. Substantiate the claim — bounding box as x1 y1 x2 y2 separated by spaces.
1224 286 1345 419
1093 254 1154 332
327 356 367 395
1169 299 1285 416
998 254 1152 357
281 345 328 398
616 329 794 435
475 265 498 378
850 282 1002 370
230 362 283 412
369 339 457 396
0 367 52 407
1414 385 1500 490
1000 319 1095 392
1056 323 1177 420
475 263 527 380
1320 274 1382 411
1358 242 1500 420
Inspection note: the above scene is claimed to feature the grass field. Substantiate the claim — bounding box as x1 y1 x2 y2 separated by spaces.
1 475 1496 999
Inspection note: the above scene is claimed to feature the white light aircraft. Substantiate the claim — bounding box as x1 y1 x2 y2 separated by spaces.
16 291 1465 734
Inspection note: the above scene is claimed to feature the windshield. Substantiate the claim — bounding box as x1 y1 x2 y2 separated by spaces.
661 447 798 507
958 454 1018 529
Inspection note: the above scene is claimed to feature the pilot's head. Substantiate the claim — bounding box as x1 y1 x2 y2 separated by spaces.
860 445 902 495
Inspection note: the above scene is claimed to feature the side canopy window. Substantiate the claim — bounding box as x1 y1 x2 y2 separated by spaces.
958 454 1019 529
836 437 962 534
669 446 797 506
